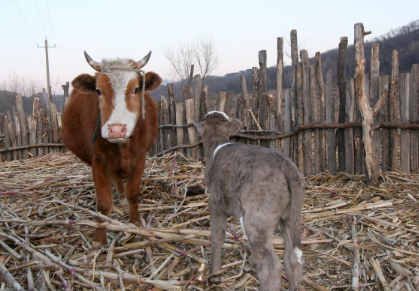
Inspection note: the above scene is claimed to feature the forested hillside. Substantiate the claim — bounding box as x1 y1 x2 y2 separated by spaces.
152 19 419 101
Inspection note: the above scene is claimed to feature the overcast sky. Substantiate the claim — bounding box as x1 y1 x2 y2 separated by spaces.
1 0 418 94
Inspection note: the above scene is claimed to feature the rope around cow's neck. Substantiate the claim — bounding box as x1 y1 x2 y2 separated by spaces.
139 70 146 122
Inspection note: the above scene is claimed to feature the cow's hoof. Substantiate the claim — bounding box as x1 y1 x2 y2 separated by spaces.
92 241 104 249
119 198 128 209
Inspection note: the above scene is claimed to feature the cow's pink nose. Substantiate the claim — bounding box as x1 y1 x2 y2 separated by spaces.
108 124 127 139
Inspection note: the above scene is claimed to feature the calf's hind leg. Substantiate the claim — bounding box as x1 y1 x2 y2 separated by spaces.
279 218 302 291
209 205 228 284
245 219 282 291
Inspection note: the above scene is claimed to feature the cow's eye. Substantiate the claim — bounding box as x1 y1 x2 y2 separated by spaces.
133 88 139 94
96 89 102 95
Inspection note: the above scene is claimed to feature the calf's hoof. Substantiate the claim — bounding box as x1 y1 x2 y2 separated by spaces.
209 276 222 285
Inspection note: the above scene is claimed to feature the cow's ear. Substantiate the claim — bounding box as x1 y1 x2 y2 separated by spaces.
195 121 205 136
226 119 242 136
71 74 96 92
139 72 162 91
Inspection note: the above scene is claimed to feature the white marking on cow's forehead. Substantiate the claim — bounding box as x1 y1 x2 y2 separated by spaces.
205 111 229 121
100 58 137 72
294 247 303 265
213 143 232 158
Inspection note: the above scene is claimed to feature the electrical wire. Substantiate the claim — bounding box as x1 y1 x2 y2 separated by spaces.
45 0 61 88
13 0 44 66
33 0 47 38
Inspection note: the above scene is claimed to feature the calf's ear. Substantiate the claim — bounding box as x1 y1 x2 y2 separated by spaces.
195 122 205 136
226 119 242 136
140 72 162 91
71 74 96 93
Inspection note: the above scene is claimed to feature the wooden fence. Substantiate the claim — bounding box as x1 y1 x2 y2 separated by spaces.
153 25 419 180
0 87 70 162
1 24 419 181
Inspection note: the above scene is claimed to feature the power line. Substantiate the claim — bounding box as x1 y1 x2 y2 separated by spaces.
13 0 44 66
45 0 56 44
33 0 47 37
45 0 60 85
13 0 39 46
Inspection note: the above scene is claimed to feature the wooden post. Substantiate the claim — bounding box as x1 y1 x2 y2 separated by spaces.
325 70 336 174
157 101 163 153
50 104 59 144
251 67 259 129
193 74 202 160
291 29 303 171
283 89 292 158
240 75 252 130
400 73 411 172
301 50 312 175
370 43 381 167
217 92 227 112
337 36 348 172
167 83 177 149
62 82 70 110
201 85 209 116
0 114 4 162
37 109 44 157
310 65 320 174
6 112 17 160
389 50 400 170
15 94 29 159
258 50 268 96
354 23 387 186
410 64 419 171
225 91 235 120
380 75 390 171
185 99 196 159
315 52 327 171
193 74 202 123
14 114 22 160
345 80 355 174
175 102 185 154
353 78 365 175
277 37 284 132
235 94 246 123
28 98 40 157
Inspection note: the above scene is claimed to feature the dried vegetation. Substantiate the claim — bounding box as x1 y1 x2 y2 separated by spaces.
0 152 418 290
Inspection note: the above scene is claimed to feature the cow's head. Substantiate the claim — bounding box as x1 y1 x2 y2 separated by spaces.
72 51 162 143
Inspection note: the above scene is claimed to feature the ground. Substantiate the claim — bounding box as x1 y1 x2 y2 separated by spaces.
0 152 418 290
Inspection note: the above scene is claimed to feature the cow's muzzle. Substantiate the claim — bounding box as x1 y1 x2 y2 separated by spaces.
108 124 127 140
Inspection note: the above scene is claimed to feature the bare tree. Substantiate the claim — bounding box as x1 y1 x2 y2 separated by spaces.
165 35 219 85
0 73 43 97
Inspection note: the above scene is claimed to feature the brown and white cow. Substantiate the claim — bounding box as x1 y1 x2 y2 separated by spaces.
196 111 304 291
62 51 161 247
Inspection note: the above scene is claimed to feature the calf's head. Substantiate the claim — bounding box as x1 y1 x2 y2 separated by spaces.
196 111 242 166
72 51 162 143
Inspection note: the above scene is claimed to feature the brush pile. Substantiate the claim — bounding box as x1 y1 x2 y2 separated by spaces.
0 152 418 290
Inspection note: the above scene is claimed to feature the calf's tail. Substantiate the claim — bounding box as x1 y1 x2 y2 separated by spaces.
288 172 304 264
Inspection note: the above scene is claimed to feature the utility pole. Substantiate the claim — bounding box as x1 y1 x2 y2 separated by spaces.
38 37 56 102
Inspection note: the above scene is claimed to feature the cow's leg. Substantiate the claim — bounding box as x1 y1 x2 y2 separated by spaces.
92 160 113 247
112 176 127 209
279 218 302 291
209 203 228 285
125 154 146 224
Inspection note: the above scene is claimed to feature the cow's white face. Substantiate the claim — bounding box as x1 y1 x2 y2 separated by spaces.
96 70 140 143
71 51 162 144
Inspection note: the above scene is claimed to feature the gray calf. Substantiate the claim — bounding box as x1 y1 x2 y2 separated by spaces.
196 111 304 291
